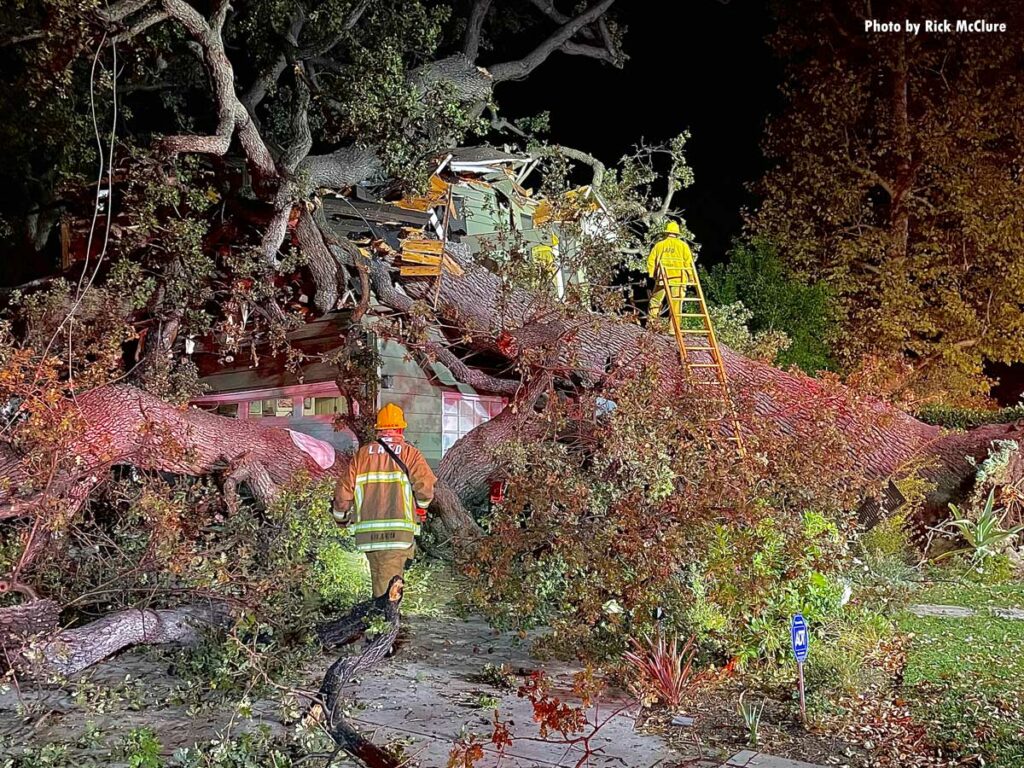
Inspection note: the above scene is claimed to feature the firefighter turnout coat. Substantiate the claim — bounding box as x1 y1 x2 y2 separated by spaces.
334 435 437 552
646 233 695 283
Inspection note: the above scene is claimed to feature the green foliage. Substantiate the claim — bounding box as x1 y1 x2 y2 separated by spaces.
472 692 500 710
707 301 792 364
753 1 1024 402
941 488 1024 564
800 606 893 717
472 663 518 692
463 361 867 664
854 475 933 598
737 692 766 748
34 472 361 684
169 726 314 768
119 728 162 768
703 238 836 373
688 511 850 664
916 402 1024 430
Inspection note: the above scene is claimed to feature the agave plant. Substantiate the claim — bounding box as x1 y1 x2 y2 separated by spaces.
623 630 698 709
940 488 1024 563
737 691 766 748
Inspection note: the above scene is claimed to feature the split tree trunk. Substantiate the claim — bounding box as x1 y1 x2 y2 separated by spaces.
2 256 1022 674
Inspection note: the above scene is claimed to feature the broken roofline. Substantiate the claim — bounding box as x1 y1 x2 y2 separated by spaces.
441 145 534 178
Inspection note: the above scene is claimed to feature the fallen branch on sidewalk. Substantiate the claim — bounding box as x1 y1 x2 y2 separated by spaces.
310 576 405 768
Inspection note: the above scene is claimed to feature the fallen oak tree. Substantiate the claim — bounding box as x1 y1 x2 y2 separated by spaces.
1 294 1021 675
1 0 1022 683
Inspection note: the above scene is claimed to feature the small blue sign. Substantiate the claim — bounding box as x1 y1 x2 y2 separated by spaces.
790 614 809 663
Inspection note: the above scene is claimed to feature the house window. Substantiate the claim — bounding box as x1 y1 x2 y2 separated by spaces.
249 398 293 418
215 403 239 418
442 392 506 455
303 396 347 416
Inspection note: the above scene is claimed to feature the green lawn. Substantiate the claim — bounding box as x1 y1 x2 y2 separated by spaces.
897 578 1024 765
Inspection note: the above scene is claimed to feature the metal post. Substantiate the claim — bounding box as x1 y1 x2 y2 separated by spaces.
797 659 807 725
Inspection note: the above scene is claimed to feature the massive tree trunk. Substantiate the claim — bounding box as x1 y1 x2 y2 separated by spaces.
1 266 1020 673
398 251 1022 521
4 256 1020 540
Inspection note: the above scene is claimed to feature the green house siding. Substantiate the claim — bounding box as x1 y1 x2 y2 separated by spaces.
377 339 444 467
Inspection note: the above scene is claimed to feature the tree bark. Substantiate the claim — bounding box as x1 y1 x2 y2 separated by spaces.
15 602 232 677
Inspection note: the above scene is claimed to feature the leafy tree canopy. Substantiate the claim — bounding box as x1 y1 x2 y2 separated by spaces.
704 238 837 374
751 0 1024 405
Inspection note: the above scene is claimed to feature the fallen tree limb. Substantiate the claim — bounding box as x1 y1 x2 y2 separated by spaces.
11 601 232 677
312 576 406 768
0 599 60 657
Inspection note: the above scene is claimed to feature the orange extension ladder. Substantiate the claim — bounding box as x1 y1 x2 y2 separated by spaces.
658 265 745 457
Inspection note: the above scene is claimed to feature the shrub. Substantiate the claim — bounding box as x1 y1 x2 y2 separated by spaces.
462 361 869 664
703 238 837 374
940 488 1024 564
623 631 698 709
707 301 792 363
915 402 1024 430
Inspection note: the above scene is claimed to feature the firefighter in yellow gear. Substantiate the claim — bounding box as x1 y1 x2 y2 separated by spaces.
647 220 696 319
531 234 565 298
333 403 437 598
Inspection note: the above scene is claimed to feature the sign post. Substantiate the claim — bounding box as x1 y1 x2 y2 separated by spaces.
790 613 809 725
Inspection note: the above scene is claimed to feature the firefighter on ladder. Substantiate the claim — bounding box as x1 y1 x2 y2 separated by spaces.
647 220 696 320
333 403 437 598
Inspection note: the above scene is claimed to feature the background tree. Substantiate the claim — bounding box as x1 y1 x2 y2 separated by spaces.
751 0 1024 406
704 237 836 373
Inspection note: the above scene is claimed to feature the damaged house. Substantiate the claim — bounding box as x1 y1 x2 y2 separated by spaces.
189 146 603 465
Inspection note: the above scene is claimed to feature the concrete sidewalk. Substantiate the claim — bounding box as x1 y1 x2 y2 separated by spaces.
340 615 678 766
722 750 831 768
336 616 834 767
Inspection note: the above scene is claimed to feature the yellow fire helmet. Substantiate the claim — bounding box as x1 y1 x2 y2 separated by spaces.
375 403 407 430
664 220 681 234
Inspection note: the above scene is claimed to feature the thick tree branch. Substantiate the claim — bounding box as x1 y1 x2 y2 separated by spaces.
97 0 154 24
543 144 606 188
112 9 170 42
25 602 232 677
488 0 617 83
422 342 521 396
463 0 493 60
560 40 617 63
157 0 277 182
295 206 341 311
280 63 313 173
240 11 305 120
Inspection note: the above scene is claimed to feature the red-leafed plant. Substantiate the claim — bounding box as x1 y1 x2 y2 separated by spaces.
623 630 698 709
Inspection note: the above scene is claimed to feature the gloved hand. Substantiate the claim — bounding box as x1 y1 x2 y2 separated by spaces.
415 507 428 523
333 504 352 528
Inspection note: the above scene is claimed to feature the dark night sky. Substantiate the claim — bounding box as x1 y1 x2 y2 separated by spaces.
498 1 781 264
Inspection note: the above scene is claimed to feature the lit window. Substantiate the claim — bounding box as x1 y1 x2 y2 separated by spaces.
215 403 239 418
249 398 293 418
302 396 346 416
441 392 506 455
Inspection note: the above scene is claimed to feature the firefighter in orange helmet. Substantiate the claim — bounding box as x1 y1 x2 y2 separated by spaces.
333 403 437 598
647 220 696 319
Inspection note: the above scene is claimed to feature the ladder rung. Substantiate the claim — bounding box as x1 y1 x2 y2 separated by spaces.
689 363 722 368
684 346 715 351
676 313 708 318
679 329 712 335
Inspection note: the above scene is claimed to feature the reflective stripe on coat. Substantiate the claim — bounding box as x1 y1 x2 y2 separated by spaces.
334 436 437 553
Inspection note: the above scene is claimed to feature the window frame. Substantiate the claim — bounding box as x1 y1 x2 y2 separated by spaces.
191 382 351 424
441 391 507 455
